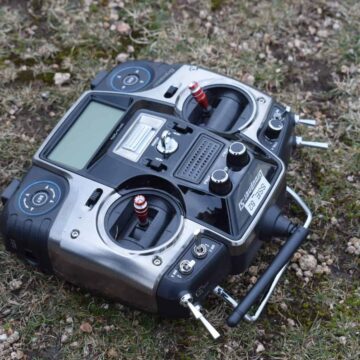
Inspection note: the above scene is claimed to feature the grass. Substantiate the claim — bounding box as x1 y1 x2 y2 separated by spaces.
0 0 359 359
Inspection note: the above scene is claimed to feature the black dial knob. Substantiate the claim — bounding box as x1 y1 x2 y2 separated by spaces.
209 169 232 196
265 119 284 139
227 142 249 169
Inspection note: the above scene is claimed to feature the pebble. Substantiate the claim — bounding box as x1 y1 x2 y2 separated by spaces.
0 334 7 342
108 348 119 358
338 336 347 345
127 45 135 53
61 334 69 343
248 265 258 276
346 237 360 255
116 22 131 35
249 276 257 284
80 322 92 333
54 72 71 86
287 318 295 327
70 341 79 348
116 52 129 63
9 279 22 291
41 92 50 100
242 73 255 86
256 342 265 353
299 254 317 271
199 10 207 19
10 350 24 359
7 332 20 345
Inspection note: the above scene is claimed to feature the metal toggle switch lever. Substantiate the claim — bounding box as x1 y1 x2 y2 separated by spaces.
295 136 329 149
157 130 178 154
294 115 317 127
180 294 220 339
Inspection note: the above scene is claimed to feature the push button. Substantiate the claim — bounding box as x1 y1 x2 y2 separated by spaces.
123 74 139 86
31 191 49 207
18 180 61 216
110 66 152 92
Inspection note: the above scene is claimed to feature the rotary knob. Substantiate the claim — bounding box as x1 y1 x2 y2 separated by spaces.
265 119 284 139
209 169 232 196
227 142 249 169
157 130 178 155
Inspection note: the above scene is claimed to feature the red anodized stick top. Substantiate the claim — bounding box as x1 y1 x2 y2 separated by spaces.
188 81 209 110
134 195 149 225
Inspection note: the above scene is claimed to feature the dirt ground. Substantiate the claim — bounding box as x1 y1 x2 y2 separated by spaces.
0 0 359 359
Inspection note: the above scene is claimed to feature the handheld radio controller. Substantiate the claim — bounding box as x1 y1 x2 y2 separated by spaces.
0 61 328 339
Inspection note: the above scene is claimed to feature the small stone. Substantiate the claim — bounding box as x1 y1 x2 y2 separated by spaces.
287 318 295 327
9 279 22 290
70 341 79 348
338 336 346 345
66 316 73 324
108 348 118 358
248 265 258 276
249 276 257 284
199 10 207 19
41 92 50 100
15 350 24 359
54 72 71 86
61 334 69 343
308 26 317 35
242 73 255 85
292 252 302 262
0 334 7 342
80 322 92 333
346 245 355 254
299 254 317 271
116 22 131 35
280 302 288 311
7 331 20 344
341 65 349 74
127 45 135 53
116 52 129 63
295 269 303 278
256 342 265 353
317 29 328 38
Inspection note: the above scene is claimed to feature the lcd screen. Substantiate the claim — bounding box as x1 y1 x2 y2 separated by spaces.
48 101 124 170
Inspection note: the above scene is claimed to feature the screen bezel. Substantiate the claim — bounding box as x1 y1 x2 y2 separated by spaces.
41 92 133 173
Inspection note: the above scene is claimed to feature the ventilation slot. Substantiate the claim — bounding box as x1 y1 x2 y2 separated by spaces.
175 135 223 184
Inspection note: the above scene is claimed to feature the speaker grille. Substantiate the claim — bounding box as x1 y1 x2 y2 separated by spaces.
175 135 223 184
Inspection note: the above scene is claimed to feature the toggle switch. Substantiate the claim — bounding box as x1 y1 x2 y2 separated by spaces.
157 130 178 154
180 293 220 339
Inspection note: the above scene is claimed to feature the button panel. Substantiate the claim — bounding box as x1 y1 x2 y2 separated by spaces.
18 181 61 216
110 66 152 92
